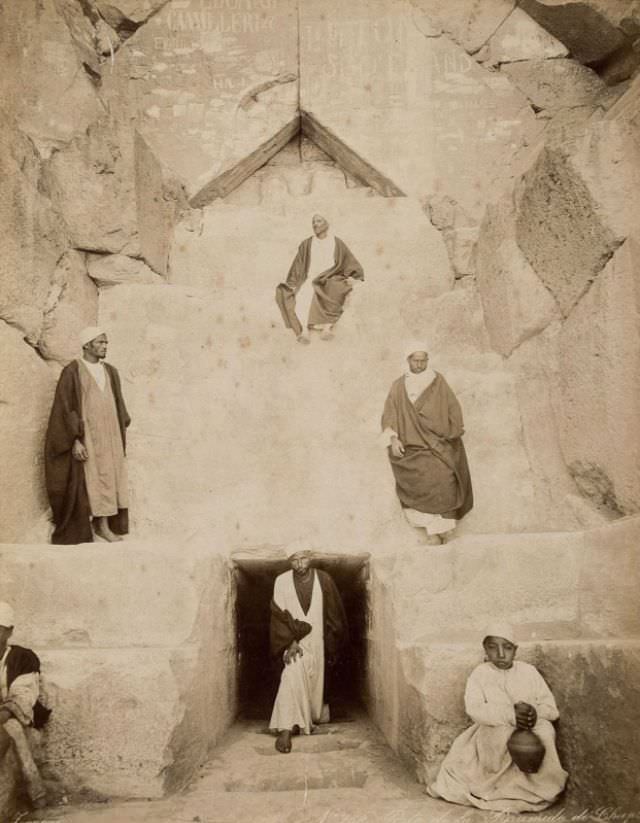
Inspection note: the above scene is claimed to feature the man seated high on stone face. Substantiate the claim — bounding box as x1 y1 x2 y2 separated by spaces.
0 602 50 810
269 548 347 753
428 622 568 813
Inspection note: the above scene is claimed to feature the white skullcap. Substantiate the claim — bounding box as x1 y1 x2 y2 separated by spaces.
79 326 106 348
285 539 313 559
482 621 516 645
404 341 430 360
0 602 15 629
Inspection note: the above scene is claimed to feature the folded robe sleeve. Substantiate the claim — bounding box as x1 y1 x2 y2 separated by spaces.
269 600 312 661
531 669 560 722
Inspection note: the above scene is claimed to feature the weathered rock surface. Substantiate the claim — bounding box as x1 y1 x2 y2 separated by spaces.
0 324 57 543
0 0 103 148
0 117 69 342
0 544 236 800
96 0 169 27
475 190 559 355
409 0 516 54
554 241 640 515
501 58 606 112
38 251 99 363
87 253 162 286
100 0 299 203
300 0 537 225
45 117 139 254
477 6 568 66
519 0 640 68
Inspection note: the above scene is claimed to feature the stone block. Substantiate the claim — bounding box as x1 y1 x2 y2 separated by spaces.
0 117 69 342
87 253 163 286
479 6 568 66
476 191 559 355
45 116 139 255
0 324 57 543
519 0 637 66
554 241 640 514
38 251 99 364
515 145 620 317
410 0 516 54
96 0 169 27
501 58 606 112
0 0 103 148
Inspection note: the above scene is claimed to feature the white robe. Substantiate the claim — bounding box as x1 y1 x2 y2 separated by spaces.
269 570 325 734
432 661 568 813
297 235 336 330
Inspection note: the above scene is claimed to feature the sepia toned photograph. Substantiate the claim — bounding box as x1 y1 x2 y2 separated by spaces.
1 0 639 820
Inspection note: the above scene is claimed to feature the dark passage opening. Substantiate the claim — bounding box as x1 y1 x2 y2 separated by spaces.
232 552 370 722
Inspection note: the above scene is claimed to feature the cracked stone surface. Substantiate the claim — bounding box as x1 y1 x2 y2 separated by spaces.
409 0 516 54
477 6 568 66
87 253 163 286
501 58 606 112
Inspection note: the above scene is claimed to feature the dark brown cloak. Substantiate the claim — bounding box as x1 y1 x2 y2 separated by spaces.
381 373 473 520
270 569 348 689
44 359 131 545
275 236 364 335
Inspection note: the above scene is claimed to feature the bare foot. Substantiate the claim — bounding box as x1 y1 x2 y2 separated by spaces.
320 329 334 341
426 783 442 799
424 533 443 546
94 519 123 543
296 334 311 345
275 730 292 753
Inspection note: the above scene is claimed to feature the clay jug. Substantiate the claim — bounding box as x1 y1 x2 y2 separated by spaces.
507 728 545 773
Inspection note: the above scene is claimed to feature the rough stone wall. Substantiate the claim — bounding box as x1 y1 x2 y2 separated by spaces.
0 543 236 811
366 516 640 812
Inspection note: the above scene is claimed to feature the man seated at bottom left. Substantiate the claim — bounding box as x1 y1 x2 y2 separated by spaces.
269 549 348 753
0 601 50 810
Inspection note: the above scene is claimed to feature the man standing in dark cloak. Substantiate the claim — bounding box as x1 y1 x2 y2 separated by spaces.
269 548 347 753
45 326 131 545
381 342 473 544
275 214 364 344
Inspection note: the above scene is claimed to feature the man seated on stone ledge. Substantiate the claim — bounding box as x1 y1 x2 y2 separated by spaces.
0 602 50 810
269 547 347 753
381 342 473 545
45 326 131 544
275 213 364 344
428 622 568 813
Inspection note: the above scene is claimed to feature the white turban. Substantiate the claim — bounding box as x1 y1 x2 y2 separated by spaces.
482 621 516 645
284 539 313 559
404 341 430 360
0 601 15 628
79 326 105 348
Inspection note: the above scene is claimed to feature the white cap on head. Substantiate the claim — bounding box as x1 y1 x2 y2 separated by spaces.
285 539 313 559
0 602 15 629
79 326 106 348
482 621 516 645
404 341 430 360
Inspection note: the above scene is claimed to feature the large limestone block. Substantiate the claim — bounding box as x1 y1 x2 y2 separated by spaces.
579 516 640 637
87 253 163 286
0 543 210 648
476 191 559 355
0 324 57 543
45 117 139 255
40 646 197 797
96 0 169 27
0 118 68 342
519 0 637 66
478 6 568 66
38 251 99 363
100 0 299 203
500 58 606 112
515 145 620 317
0 0 103 148
409 0 516 54
554 241 640 514
300 0 537 224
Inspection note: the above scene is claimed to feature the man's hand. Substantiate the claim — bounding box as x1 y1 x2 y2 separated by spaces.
390 436 405 458
514 701 537 730
283 640 303 666
72 439 88 462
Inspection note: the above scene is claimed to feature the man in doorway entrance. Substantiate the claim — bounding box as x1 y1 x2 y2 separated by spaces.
275 214 364 344
269 548 347 753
